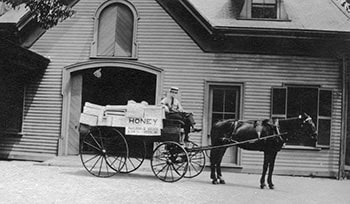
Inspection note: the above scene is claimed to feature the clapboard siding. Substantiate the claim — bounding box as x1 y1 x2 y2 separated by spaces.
7 0 339 176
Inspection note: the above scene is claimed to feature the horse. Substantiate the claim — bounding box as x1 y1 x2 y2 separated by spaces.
209 113 317 189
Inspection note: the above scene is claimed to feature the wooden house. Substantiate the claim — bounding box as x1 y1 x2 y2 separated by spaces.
1 0 350 178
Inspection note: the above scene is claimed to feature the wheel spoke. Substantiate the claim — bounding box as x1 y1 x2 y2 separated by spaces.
163 164 171 181
83 141 101 152
82 153 99 165
154 162 168 176
88 154 102 173
89 132 102 149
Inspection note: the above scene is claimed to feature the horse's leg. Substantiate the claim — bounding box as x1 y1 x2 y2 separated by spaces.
260 152 269 189
217 148 226 184
210 149 219 184
210 164 219 184
267 152 277 189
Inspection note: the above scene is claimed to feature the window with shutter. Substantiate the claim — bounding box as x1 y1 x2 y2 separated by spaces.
271 86 332 147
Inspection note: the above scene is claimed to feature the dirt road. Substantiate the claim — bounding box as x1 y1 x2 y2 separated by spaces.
1 158 350 204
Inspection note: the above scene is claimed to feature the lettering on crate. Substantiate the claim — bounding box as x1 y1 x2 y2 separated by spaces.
128 117 158 125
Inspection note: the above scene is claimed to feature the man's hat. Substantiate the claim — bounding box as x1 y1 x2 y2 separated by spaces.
170 87 179 93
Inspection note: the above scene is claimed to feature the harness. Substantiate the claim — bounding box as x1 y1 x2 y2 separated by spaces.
227 119 282 143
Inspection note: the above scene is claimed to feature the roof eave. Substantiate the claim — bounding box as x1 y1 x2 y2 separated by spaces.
0 38 50 71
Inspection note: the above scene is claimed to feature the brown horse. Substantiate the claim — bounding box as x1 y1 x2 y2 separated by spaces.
209 113 317 189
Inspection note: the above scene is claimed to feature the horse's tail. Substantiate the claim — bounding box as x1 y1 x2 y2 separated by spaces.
208 123 218 144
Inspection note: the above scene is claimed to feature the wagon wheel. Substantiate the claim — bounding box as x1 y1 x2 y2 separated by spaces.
151 141 189 182
184 141 206 178
119 138 146 173
79 127 128 177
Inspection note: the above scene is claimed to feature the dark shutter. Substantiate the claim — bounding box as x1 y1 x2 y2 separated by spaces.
271 87 286 118
317 89 332 146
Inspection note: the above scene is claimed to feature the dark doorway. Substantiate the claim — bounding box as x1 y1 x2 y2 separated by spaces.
81 67 157 107
78 67 157 157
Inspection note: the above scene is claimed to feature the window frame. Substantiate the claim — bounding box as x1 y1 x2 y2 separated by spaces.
90 0 139 59
271 85 333 148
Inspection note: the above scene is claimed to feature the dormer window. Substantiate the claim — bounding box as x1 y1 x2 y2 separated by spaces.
90 0 138 59
238 0 288 20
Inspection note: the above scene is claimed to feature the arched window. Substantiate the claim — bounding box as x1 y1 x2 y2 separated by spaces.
91 0 138 59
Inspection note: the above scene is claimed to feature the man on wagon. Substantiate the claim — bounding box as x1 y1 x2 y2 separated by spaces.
160 87 201 142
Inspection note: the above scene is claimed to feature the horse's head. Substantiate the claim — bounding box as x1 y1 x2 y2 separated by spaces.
277 113 317 146
299 113 317 138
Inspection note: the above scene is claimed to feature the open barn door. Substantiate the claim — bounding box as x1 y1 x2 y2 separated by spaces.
67 67 157 155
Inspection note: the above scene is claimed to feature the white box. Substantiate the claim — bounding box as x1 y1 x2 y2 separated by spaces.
126 103 145 118
144 106 165 119
79 113 98 126
111 116 127 127
98 116 113 126
83 102 105 117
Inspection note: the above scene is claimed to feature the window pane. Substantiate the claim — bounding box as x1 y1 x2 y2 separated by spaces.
224 89 236 113
252 0 277 19
318 119 331 146
287 87 318 119
272 87 286 115
224 114 236 120
211 86 240 125
212 113 224 125
115 4 133 57
252 6 277 18
319 90 332 117
212 89 224 112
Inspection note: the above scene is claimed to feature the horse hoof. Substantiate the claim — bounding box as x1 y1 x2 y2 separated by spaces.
219 179 226 184
212 180 219 185
268 184 274 189
260 183 266 189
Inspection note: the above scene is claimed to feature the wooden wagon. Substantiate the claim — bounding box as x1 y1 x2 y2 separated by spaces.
79 101 206 182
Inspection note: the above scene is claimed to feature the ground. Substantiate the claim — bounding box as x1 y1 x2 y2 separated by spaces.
0 156 350 204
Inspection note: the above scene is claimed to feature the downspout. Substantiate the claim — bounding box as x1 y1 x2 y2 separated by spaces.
339 55 349 179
